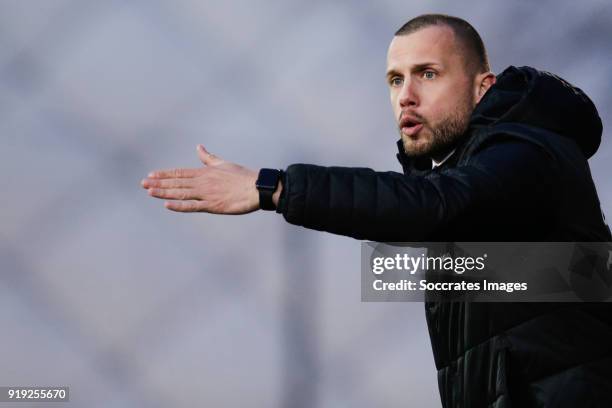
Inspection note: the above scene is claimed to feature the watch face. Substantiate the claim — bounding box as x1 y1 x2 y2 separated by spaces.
257 169 279 190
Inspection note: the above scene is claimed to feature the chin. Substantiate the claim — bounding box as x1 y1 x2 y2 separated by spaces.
401 135 433 158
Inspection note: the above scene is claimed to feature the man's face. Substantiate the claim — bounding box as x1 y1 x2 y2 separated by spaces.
386 25 476 159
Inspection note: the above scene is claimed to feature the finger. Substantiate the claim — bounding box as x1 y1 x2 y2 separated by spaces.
197 145 224 166
148 168 200 179
148 188 199 200
165 200 206 212
142 178 192 189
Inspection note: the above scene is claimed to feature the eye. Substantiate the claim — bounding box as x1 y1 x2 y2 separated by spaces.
422 71 436 80
389 76 403 87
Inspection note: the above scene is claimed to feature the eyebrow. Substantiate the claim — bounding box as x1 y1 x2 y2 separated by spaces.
385 62 442 80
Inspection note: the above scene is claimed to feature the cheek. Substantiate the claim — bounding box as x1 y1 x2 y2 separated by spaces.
430 87 470 118
423 101 444 123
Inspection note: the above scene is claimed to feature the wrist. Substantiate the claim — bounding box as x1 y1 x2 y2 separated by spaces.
272 179 283 208
256 168 282 211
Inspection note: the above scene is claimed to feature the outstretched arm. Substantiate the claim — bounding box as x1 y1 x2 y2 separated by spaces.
276 138 558 241
141 145 282 213
142 138 557 242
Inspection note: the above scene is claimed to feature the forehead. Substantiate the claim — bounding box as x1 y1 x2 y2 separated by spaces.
386 25 461 69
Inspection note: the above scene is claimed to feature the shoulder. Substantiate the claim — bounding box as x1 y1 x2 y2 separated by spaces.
455 124 570 178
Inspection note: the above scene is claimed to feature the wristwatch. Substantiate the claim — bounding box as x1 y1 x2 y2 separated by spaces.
256 168 281 210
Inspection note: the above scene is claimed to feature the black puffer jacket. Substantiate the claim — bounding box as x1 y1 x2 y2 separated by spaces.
276 66 612 407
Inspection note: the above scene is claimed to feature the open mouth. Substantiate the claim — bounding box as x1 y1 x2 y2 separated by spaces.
400 117 424 137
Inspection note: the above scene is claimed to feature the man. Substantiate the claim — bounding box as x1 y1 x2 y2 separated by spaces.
142 14 612 407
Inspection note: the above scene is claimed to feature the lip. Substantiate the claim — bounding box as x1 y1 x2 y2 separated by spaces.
399 112 424 137
401 123 424 137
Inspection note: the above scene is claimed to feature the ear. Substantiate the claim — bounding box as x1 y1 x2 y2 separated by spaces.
474 72 496 104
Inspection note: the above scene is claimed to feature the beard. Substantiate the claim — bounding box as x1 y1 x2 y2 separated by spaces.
400 98 474 159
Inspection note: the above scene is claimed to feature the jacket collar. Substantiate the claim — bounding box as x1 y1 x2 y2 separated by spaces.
395 134 467 175
395 139 432 175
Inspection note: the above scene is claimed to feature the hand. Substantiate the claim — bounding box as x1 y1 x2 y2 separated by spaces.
141 145 260 214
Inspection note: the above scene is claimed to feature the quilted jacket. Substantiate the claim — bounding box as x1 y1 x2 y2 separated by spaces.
276 66 612 407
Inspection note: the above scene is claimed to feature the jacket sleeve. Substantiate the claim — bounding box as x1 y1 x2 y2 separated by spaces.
275 138 559 241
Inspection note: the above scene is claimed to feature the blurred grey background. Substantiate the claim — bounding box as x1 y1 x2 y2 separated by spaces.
1 0 611 407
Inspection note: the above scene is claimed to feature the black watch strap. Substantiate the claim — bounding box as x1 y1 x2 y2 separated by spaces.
256 168 281 211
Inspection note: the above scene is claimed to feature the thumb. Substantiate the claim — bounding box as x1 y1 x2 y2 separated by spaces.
197 144 224 166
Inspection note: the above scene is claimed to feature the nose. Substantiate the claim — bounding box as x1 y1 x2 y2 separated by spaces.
399 79 419 108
